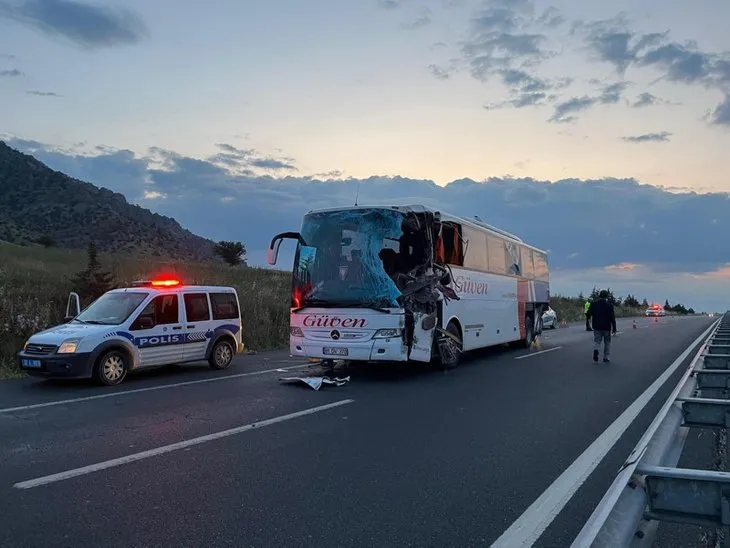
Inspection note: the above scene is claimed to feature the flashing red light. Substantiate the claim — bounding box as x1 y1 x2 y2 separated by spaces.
150 279 181 287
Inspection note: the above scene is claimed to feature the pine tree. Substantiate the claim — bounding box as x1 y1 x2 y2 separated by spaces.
72 243 116 303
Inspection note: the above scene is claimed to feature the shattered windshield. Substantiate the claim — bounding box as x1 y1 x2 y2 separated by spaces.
293 208 404 308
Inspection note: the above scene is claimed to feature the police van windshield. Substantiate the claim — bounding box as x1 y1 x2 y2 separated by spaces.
75 292 149 325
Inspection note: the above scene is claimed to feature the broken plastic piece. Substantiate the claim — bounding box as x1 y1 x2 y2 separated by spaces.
279 376 351 391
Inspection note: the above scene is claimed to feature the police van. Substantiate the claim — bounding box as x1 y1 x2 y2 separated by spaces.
17 278 244 386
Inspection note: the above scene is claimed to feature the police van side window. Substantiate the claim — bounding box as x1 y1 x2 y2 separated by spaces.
210 292 239 320
184 293 210 322
130 295 179 330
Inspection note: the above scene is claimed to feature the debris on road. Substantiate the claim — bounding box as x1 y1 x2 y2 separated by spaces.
279 376 351 391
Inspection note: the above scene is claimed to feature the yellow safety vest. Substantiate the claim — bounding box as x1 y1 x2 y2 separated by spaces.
584 301 590 314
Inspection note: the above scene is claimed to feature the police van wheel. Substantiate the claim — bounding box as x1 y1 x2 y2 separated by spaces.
209 340 234 370
95 350 128 386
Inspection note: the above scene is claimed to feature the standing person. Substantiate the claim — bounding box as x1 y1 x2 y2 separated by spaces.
584 299 592 331
586 290 617 363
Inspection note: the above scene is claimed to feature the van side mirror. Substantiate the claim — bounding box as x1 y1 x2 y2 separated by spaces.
65 292 81 321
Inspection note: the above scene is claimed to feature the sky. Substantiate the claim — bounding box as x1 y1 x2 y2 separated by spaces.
1 0 729 312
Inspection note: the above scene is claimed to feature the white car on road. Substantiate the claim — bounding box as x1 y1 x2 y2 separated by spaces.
542 306 558 329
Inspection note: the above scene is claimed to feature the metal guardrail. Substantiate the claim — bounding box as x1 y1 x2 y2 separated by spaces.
571 311 730 547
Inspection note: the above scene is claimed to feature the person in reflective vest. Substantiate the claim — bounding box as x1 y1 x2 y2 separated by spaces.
584 299 592 331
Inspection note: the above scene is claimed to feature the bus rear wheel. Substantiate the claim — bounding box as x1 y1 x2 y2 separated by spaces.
521 315 535 348
438 321 463 370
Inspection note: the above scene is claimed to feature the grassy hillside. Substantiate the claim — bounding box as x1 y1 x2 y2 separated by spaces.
0 141 215 261
0 242 290 379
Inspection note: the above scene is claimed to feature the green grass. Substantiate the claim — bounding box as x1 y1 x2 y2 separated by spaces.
0 242 648 380
0 242 291 379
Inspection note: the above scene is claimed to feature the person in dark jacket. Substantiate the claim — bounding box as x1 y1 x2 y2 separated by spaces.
586 290 617 362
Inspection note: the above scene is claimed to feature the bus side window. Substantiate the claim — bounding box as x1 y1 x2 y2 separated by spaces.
486 235 506 274
521 246 535 278
505 241 520 275
534 252 549 281
462 226 488 271
442 223 464 266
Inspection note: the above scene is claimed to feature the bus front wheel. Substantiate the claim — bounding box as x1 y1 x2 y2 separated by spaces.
439 321 463 370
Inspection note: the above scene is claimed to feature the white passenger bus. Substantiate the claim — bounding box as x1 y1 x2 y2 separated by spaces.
268 205 549 368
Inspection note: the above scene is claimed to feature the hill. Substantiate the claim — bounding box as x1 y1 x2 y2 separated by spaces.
0 141 215 261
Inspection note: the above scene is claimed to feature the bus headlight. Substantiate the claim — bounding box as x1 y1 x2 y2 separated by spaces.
373 328 401 339
57 340 79 354
290 327 304 337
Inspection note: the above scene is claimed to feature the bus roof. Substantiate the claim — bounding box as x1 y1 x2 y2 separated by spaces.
303 204 547 254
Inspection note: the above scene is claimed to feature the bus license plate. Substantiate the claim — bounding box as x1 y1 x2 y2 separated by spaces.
21 359 42 368
323 347 348 357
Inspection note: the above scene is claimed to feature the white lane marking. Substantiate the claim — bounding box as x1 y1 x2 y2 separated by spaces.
14 399 354 489
491 320 718 548
514 346 563 360
0 364 310 414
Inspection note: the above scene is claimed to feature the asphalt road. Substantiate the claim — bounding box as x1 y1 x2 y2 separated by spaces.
0 314 717 547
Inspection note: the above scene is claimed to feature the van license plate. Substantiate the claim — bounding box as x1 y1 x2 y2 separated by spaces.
323 347 348 357
21 359 42 368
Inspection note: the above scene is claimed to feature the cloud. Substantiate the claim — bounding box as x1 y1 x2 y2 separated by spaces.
207 142 297 173
483 69 572 110
605 262 640 271
632 92 661 108
576 15 730 126
377 0 401 9
621 131 672 143
25 89 59 96
535 7 564 29
0 68 22 77
402 6 432 30
422 1 588 116
427 64 452 80
453 0 568 93
576 15 668 74
693 264 730 280
549 81 627 123
0 0 149 49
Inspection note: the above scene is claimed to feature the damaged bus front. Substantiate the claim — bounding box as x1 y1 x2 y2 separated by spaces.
268 206 461 367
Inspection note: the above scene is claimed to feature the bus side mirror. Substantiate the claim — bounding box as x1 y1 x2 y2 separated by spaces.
65 292 81 321
268 241 282 265
268 232 306 265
